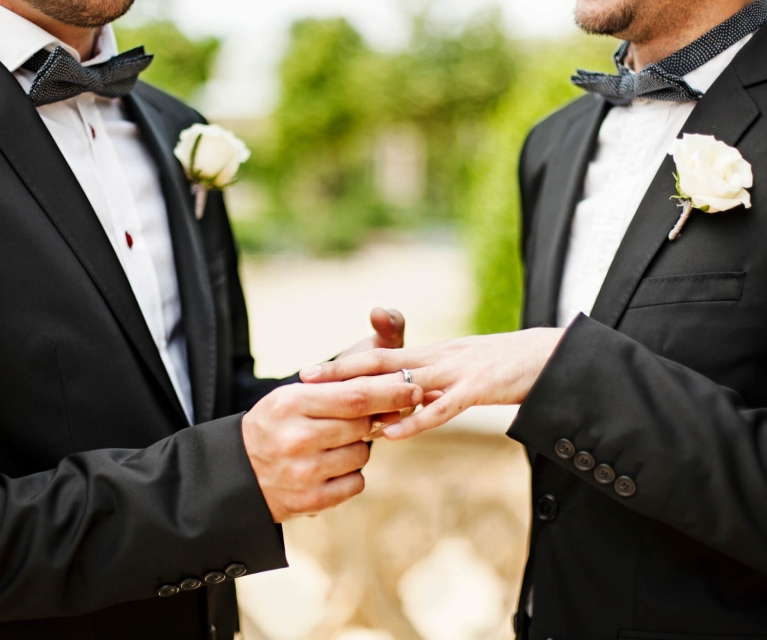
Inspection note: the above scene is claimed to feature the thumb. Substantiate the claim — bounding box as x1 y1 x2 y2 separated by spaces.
370 307 405 348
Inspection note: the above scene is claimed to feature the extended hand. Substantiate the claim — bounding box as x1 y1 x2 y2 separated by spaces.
242 380 423 522
300 328 565 440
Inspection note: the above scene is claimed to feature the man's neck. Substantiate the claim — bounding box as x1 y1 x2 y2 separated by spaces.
0 0 99 61
625 0 754 71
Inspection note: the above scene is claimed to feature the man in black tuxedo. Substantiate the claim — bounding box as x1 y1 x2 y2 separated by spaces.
305 0 767 637
0 0 423 638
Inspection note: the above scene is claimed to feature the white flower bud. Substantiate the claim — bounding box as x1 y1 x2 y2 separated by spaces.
174 123 251 189
670 133 753 213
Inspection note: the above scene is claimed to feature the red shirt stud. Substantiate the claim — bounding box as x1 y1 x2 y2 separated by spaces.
125 232 134 249
90 125 96 140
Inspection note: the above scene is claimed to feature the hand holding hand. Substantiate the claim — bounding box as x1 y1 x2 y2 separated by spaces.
300 328 566 441
242 380 423 522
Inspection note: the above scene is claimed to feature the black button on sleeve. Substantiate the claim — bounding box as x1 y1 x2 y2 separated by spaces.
157 584 179 598
225 563 247 579
594 463 616 485
574 451 595 472
615 476 637 498
555 439 576 460
180 577 202 591
203 571 226 585
535 494 558 522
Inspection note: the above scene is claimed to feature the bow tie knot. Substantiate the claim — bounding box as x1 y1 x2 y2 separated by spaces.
22 46 153 108
572 64 703 106
571 0 767 105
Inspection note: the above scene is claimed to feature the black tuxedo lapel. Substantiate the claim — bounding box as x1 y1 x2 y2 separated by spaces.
524 95 609 327
590 45 762 328
0 65 188 423
125 86 218 425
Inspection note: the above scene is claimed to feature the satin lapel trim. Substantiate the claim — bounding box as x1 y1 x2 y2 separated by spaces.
0 65 187 423
125 87 218 425
589 66 759 328
524 95 609 327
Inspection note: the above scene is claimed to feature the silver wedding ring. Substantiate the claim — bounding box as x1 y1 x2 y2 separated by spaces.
401 368 413 384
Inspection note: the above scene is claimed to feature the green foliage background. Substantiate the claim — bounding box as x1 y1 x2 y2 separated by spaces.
466 38 613 334
116 13 615 334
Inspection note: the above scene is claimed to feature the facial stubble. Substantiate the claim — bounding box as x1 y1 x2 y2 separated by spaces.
20 0 135 28
575 0 636 36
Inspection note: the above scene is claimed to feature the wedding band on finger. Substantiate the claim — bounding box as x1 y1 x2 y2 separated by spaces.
401 369 413 384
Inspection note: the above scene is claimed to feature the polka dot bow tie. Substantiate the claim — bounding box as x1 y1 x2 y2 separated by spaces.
572 0 767 106
22 46 154 108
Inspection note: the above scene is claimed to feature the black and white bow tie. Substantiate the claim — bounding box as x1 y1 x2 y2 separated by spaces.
22 46 153 108
572 0 767 105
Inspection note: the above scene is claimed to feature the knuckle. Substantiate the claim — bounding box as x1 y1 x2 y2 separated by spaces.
292 458 320 485
269 387 299 418
433 401 450 418
346 390 370 415
279 429 312 456
371 348 390 362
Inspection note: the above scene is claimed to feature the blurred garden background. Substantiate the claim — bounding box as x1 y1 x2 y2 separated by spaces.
116 1 615 637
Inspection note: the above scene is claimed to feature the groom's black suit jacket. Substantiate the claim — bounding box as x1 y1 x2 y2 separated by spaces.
512 27 767 640
0 67 293 638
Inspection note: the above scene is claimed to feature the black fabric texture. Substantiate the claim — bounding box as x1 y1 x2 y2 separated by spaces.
0 70 292 638
511 21 767 640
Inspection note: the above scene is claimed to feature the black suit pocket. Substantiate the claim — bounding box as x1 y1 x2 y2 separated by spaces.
627 271 745 310
618 631 767 639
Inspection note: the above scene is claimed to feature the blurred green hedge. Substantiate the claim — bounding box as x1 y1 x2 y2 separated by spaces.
465 37 614 334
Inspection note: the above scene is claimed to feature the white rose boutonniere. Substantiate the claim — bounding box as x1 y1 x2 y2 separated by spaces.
668 133 753 241
173 123 251 219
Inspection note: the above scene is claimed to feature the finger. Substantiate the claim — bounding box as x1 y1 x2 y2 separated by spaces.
383 392 466 440
422 390 445 406
317 441 371 480
291 380 424 419
320 471 366 510
370 307 405 348
301 348 426 383
310 416 373 449
294 471 366 516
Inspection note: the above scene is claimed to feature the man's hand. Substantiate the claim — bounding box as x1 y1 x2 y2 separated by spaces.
242 380 423 523
300 328 566 441
337 308 406 359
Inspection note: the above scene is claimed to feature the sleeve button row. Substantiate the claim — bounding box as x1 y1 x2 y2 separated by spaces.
157 563 248 597
553 440 636 498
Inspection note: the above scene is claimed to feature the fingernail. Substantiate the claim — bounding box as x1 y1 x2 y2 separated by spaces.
301 365 322 379
383 424 402 438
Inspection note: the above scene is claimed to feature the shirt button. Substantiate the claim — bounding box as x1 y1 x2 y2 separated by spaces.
157 584 180 598
224 563 247 578
203 571 226 585
615 476 637 498
535 494 558 522
179 577 202 591
574 451 596 472
555 439 576 460
594 463 616 485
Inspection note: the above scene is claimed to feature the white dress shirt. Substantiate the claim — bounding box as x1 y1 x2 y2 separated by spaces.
0 7 194 423
556 34 753 329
